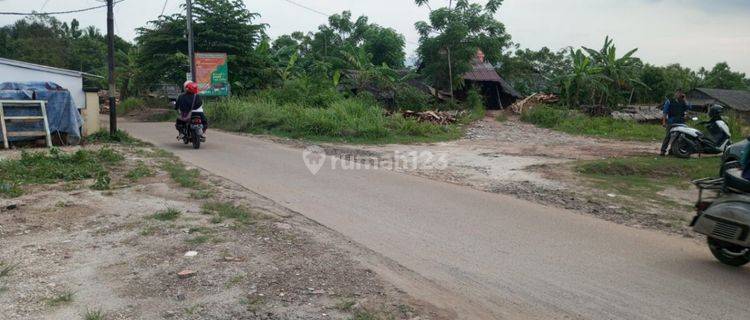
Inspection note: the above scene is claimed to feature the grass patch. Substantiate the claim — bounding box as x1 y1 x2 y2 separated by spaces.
190 189 214 200
495 112 508 122
201 202 258 224
225 274 245 288
576 156 720 181
0 148 122 198
151 208 181 221
576 156 721 214
119 97 145 116
185 235 212 245
87 129 145 145
521 105 664 141
126 161 155 181
82 309 105 320
140 225 158 236
0 262 16 278
46 291 74 307
206 97 462 144
161 161 204 189
335 298 356 312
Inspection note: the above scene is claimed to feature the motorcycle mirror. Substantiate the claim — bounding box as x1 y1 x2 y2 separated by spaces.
691 117 699 121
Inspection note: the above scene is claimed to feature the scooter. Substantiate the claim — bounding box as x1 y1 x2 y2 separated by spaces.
176 111 205 149
691 169 750 267
668 106 731 158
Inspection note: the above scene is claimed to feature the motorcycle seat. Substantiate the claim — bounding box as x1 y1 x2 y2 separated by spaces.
724 168 750 193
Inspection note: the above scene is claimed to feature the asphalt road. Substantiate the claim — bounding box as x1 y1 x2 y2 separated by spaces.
123 122 750 320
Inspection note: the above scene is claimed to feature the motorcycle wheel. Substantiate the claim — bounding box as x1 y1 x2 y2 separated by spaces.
670 135 692 158
707 237 750 267
192 127 201 149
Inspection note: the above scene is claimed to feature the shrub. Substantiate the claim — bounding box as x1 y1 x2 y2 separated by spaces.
394 86 432 112
466 88 486 120
118 97 145 115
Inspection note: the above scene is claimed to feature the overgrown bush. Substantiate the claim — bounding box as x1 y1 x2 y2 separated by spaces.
205 96 460 143
264 78 342 108
394 85 431 112
118 97 145 115
466 88 486 121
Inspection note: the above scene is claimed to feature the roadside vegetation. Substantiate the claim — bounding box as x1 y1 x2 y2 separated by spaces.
207 95 465 144
0 148 123 198
521 105 664 141
576 156 721 214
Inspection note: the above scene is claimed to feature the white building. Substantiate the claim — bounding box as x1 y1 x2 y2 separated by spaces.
0 57 90 109
0 57 101 136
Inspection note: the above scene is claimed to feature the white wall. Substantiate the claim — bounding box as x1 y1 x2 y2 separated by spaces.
0 64 85 108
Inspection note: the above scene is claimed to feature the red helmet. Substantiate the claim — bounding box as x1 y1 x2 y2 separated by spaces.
184 81 199 94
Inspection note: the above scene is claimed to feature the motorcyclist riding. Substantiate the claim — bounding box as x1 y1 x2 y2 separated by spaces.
175 81 208 138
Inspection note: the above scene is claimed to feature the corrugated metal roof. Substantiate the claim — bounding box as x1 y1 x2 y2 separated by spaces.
693 88 750 112
0 57 101 78
463 61 522 98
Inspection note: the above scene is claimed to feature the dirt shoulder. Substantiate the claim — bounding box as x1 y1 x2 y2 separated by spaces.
0 144 449 320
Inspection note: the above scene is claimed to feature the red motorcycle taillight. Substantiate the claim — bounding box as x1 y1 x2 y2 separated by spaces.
193 118 202 124
695 201 712 212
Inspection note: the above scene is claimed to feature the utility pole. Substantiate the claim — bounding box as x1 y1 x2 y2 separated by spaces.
106 0 117 135
186 0 196 82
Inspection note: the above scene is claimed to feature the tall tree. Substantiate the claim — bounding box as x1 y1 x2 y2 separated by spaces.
499 46 571 96
414 0 511 91
135 0 270 93
701 62 748 90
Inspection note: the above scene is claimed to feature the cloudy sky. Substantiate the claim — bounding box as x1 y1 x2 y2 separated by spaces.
1 0 749 74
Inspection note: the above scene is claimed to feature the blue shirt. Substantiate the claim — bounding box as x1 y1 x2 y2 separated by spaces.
662 99 694 125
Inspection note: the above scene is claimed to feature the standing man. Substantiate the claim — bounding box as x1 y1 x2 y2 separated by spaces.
660 90 692 156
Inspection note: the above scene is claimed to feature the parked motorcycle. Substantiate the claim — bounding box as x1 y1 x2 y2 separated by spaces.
669 105 731 158
691 168 750 267
176 111 205 149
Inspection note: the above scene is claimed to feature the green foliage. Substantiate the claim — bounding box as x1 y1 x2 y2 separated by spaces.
135 0 270 93
90 171 112 190
119 97 145 116
161 161 204 189
151 208 182 221
577 156 720 181
83 309 105 320
201 202 257 223
466 88 486 119
206 96 461 144
46 291 75 307
499 47 571 96
0 148 122 197
394 85 432 111
414 0 511 91
87 129 144 145
126 162 155 181
521 105 663 141
700 62 748 90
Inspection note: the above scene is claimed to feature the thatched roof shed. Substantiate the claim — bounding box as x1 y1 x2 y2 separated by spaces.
461 50 522 109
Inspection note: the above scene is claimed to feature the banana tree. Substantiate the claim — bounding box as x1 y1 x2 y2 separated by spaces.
557 49 610 107
583 36 647 107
